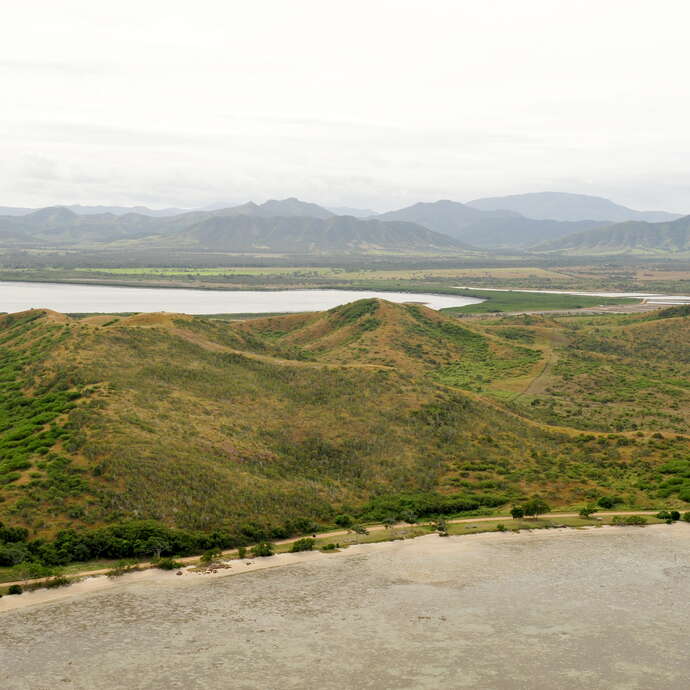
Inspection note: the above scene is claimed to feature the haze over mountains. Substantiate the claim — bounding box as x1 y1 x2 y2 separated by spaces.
0 193 686 255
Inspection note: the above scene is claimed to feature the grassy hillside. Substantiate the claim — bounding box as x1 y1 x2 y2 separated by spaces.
536 216 690 254
0 300 688 544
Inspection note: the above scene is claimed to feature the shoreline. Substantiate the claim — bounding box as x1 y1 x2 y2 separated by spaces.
2 521 686 614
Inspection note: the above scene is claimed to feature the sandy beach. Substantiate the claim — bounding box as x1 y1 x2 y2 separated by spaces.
2 523 689 689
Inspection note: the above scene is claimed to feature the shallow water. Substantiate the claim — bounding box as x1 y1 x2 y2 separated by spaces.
2 525 689 689
0 281 482 314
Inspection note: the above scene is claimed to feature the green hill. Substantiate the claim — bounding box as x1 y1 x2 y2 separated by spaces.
0 301 688 545
534 215 690 254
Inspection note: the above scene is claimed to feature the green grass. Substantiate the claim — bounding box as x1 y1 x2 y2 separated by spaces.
440 289 637 314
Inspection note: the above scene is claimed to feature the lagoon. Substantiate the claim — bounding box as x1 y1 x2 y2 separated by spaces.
0 281 482 315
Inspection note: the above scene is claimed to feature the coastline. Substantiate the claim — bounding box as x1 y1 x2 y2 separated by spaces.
2 521 687 614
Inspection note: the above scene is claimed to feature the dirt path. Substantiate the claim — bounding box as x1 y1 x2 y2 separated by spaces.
1 511 659 589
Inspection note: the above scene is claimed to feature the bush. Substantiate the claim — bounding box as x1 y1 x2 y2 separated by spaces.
199 547 222 564
156 557 182 570
510 506 524 519
612 515 647 526
682 512 690 523
579 506 596 518
251 541 274 558
321 543 337 551
496 523 507 532
290 538 315 552
597 496 623 509
237 546 247 559
334 514 353 528
8 584 23 595
523 498 550 518
670 511 680 521
656 511 672 520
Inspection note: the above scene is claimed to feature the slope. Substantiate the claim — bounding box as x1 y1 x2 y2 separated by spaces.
534 216 690 254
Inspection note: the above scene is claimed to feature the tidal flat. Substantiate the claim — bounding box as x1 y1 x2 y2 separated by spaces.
2 525 689 689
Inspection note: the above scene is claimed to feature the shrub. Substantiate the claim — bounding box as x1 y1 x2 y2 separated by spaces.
156 557 182 570
334 514 353 528
199 547 222 564
237 546 247 559
598 496 623 509
510 506 524 519
682 512 690 523
655 511 671 520
579 505 596 518
670 511 680 521
612 515 647 526
8 584 23 595
321 542 337 551
251 541 274 558
290 538 315 552
523 498 550 518
496 523 507 532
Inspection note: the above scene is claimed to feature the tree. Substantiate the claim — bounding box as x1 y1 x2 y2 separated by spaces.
350 525 369 543
523 498 550 518
579 505 596 518
510 506 524 520
402 512 417 525
382 517 396 529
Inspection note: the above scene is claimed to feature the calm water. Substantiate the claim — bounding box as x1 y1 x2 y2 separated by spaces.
455 285 690 304
0 281 482 314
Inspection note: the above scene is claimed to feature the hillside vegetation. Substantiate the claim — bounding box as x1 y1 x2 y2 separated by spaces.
536 216 690 254
0 301 688 545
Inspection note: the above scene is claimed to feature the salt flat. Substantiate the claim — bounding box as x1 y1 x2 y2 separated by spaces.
2 525 689 689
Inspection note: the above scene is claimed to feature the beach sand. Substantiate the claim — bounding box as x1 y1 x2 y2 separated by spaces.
2 524 689 689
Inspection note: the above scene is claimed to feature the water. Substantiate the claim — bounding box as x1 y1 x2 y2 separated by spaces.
0 281 482 314
455 285 690 304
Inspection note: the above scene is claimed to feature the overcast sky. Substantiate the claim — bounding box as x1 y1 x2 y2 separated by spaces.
2 0 689 212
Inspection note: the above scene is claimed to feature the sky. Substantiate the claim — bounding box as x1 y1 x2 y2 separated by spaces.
2 0 689 212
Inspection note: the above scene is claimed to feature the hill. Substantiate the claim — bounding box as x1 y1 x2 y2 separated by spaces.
376 200 518 237
0 301 688 545
534 215 690 254
452 217 605 248
152 214 471 253
468 192 681 223
374 199 606 248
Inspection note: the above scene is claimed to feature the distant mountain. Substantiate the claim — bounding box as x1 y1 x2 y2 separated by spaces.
158 215 471 253
218 198 334 219
327 206 377 218
468 192 681 223
0 207 159 245
377 200 518 238
459 218 606 249
0 206 35 216
0 204 187 217
534 215 690 254
0 199 470 254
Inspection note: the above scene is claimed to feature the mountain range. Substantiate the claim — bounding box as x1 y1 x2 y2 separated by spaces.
0 193 687 254
467 191 680 223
